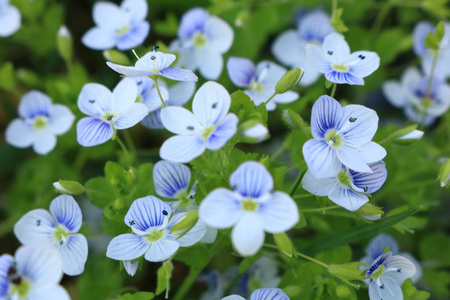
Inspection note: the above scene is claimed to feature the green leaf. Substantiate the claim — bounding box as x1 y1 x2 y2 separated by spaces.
424 22 445 50
85 177 114 208
330 8 348 33
0 62 16 90
402 279 430 300
154 12 179 36
328 262 366 281
118 292 155 300
156 261 173 296
175 244 211 269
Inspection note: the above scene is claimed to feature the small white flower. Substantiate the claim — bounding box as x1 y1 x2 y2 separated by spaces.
396 130 424 141
123 260 139 276
0 0 21 37
241 123 269 143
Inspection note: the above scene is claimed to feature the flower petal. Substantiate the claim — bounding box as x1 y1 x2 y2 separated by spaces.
14 209 56 245
106 61 153 77
368 281 382 300
112 77 138 113
120 0 148 21
106 234 151 261
337 104 379 145
0 254 13 297
377 276 403 300
227 57 255 88
231 213 264 256
351 160 387 194
173 217 207 247
47 104 75 135
300 11 334 43
167 81 196 106
32 130 57 155
384 254 416 283
258 191 299 233
77 83 112 117
199 188 242 229
49 195 82 233
76 117 114 147
272 30 303 67
413 22 433 56
382 81 407 108
178 7 209 40
229 161 274 198
125 196 172 233
328 186 368 211
305 43 332 74
325 70 364 85
205 16 234 53
5 119 34 148
28 285 70 300
60 234 88 276
81 27 117 50
192 81 231 127
302 139 342 178
160 135 206 163
336 145 373 173
301 169 338 196
153 160 191 198
113 103 149 130
250 288 290 300
198 50 224 80
367 234 399 260
136 51 176 72
93 1 122 29
141 111 164 129
18 90 51 119
322 32 350 62
145 239 179 262
160 67 198 82
0 5 21 37
160 106 202 135
310 95 343 139
207 113 238 150
347 51 380 78
222 296 245 300
123 260 139 276
358 142 387 164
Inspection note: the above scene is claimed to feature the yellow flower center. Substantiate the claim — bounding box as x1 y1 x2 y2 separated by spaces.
33 116 48 130
241 198 259 212
332 63 349 72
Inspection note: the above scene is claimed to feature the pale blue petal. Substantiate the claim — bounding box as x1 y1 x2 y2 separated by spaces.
377 276 403 300
369 281 382 300
337 104 379 145
382 81 408 108
205 16 234 53
167 81 196 106
230 161 274 198
160 106 202 135
358 142 387 163
384 254 416 283
273 91 299 104
47 104 75 135
124 196 172 232
325 70 364 85
178 7 209 40
199 50 224 80
201 226 218 244
60 234 88 276
199 188 242 229
300 11 334 43
232 213 264 256
121 0 147 20
346 51 380 78
141 110 164 129
302 139 341 178
82 27 116 50
136 52 176 72
328 185 368 211
160 135 206 163
207 113 238 150
322 32 350 62
272 30 303 67
145 239 179 262
400 253 422 283
413 22 433 56
222 296 245 300
351 160 387 194
173 217 207 247
113 103 149 130
14 209 56 245
366 252 392 278
112 77 138 114
298 54 322 86
153 160 191 198
28 285 70 300
142 86 168 112
256 61 287 87
5 119 34 148
160 67 198 82
192 81 231 126
106 234 150 261
367 234 399 260
305 43 332 73
49 195 82 233
123 260 139 276
77 83 112 117
18 90 51 119
33 130 57 155
106 61 153 77
0 5 21 37
227 57 255 88
92 1 122 29
258 191 299 233
76 117 114 147
310 95 343 139
336 145 372 173
0 254 14 297
250 288 290 300
301 169 338 196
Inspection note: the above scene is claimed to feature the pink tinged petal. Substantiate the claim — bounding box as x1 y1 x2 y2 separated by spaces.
106 61 154 77
230 161 274 198
328 186 368 211
136 52 176 71
49 195 82 233
337 104 379 145
310 95 343 139
117 21 150 51
302 139 342 178
0 5 21 37
92 1 122 29
384 254 416 283
199 188 242 228
175 218 207 247
28 285 70 300
198 50 224 80
5 119 34 148
76 117 114 147
160 106 202 135
153 160 191 198
272 30 303 67
123 260 139 276
47 104 75 135
377 277 404 300
13 209 56 245
322 32 350 62
106 234 151 261
145 239 180 262
336 145 373 173
413 22 433 56
205 16 234 53
0 254 14 296
301 170 338 196
112 77 138 113
33 130 57 155
250 288 290 300
18 90 51 119
258 191 299 233
347 51 380 78
193 81 231 126
113 103 149 130
125 196 172 233
160 67 198 82
207 113 238 150
227 57 255 88
351 161 387 194
223 296 246 300
358 142 387 163
305 44 332 74
167 81 196 106
81 27 117 50
120 0 148 21
231 213 264 256
382 81 407 108
77 83 112 117
60 234 88 276
160 135 206 163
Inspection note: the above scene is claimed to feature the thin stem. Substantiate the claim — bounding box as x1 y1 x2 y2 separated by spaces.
332 0 338 15
300 205 341 213
371 1 392 34
293 194 315 199
271 145 285 161
264 91 278 105
153 77 167 107
264 243 329 268
330 83 337 98
290 171 304 197
286 160 305 172
116 135 132 166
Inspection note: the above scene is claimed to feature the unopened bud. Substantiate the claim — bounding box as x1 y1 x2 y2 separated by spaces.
389 124 418 141
123 260 139 276
240 121 269 143
275 68 304 94
438 158 450 188
394 130 424 145
273 232 296 258
53 180 85 195
57 25 73 61
282 109 304 130
355 203 384 219
171 210 198 237
336 285 352 298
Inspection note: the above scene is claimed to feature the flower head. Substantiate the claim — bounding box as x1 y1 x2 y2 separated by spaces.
13 195 88 276
0 246 70 299
76 78 149 147
170 7 234 80
160 81 239 163
302 161 387 211
5 91 75 155
106 196 206 263
222 288 290 300
305 32 380 85
82 0 150 50
199 161 299 256
227 57 299 111
302 95 386 178
0 0 21 37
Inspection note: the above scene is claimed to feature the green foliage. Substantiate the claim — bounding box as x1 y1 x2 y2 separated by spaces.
118 292 155 300
402 279 431 300
0 62 16 90
156 261 174 296
330 8 348 33
424 21 445 50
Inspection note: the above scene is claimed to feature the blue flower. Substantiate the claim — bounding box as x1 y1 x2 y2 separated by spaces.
305 32 380 85
302 161 387 211
382 67 450 126
302 95 386 179
160 81 239 163
272 10 334 86
227 57 299 111
106 196 207 263
199 161 299 256
76 78 149 147
170 7 234 80
107 50 198 82
0 246 70 299
13 195 89 276
5 91 75 155
0 0 21 37
365 252 416 300
82 0 150 50
222 288 289 300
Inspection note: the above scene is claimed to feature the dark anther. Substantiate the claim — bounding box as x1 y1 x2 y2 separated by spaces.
349 117 357 122
265 63 271 69
151 55 156 60
189 194 195 199
36 219 41 227
89 99 95 103
330 137 336 142
137 81 143 85
327 50 333 55
187 126 194 131
364 186 368 192
107 115 113 121
60 240 64 245
162 210 168 216
152 46 160 51
129 220 135 226
212 102 218 109
7 267 21 285
358 54 366 60
380 284 385 289
397 268 402 273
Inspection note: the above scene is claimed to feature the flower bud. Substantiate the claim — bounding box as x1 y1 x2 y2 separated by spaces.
394 130 424 145
240 121 269 143
328 262 366 281
438 158 450 188
53 180 85 195
170 210 198 236
388 124 418 141
354 203 384 219
335 285 352 298
273 232 296 258
103 50 131 65
282 109 304 130
123 260 139 276
57 25 73 61
275 68 304 94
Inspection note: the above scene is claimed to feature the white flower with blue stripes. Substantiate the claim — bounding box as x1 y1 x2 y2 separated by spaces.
5 91 75 155
199 161 299 256
0 246 70 299
227 57 299 111
302 95 386 179
82 0 149 50
272 10 334 86
106 196 206 263
222 288 290 300
0 0 21 37
13 195 88 276
302 161 387 211
170 7 234 80
365 252 416 300
76 78 149 147
305 32 380 85
160 81 239 163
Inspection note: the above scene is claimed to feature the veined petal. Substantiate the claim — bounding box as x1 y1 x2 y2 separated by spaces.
272 30 303 67
113 103 149 130
112 77 138 114
231 213 264 256
160 135 206 163
192 81 231 126
14 209 56 245
369 281 383 300
325 70 364 85
5 119 34 148
49 195 82 233
328 186 368 211
142 87 168 112
28 285 70 300
301 170 339 196
336 145 373 173
93 1 122 29
168 81 196 106
141 111 164 129
205 16 234 53
106 61 154 77
160 106 202 135
198 50 224 80
136 51 176 72
153 160 191 198
310 95 343 139
160 67 198 82
77 83 112 117
222 296 245 300
377 276 403 300
382 81 408 108
230 161 274 198
258 191 299 233
300 10 334 43
123 260 139 276
347 51 380 78
199 188 242 229
76 117 114 147
227 57 255 88
19 90 51 119
351 160 387 194
145 239 179 262
206 113 238 150
47 104 75 135
60 234 88 276
367 234 399 260
82 27 116 50
106 234 151 261
0 254 14 297
322 32 350 62
250 288 290 300
384 254 416 283
178 7 209 40
358 142 387 163
303 139 342 178
120 0 148 21
33 130 57 155
174 218 207 247
337 104 379 145
400 253 422 284
305 44 332 73
125 196 172 233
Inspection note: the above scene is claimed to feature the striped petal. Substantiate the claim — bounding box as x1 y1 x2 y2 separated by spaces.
351 161 387 194
160 135 206 163
192 81 231 127
206 113 238 150
49 195 82 233
160 67 198 82
328 185 368 211
14 209 56 246
145 239 179 262
124 196 172 233
303 139 341 178
250 288 290 300
18 91 51 119
76 117 114 147
0 254 14 297
153 160 191 198
310 95 342 139
337 104 379 145
106 234 150 261
230 161 273 198
60 234 88 276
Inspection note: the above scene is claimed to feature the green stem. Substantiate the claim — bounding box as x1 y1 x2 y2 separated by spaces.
290 170 305 197
264 243 329 268
264 91 278 105
153 77 167 107
300 205 341 213
116 135 132 166
271 145 285 161
286 160 305 172
330 83 337 98
371 1 392 34
332 0 338 15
